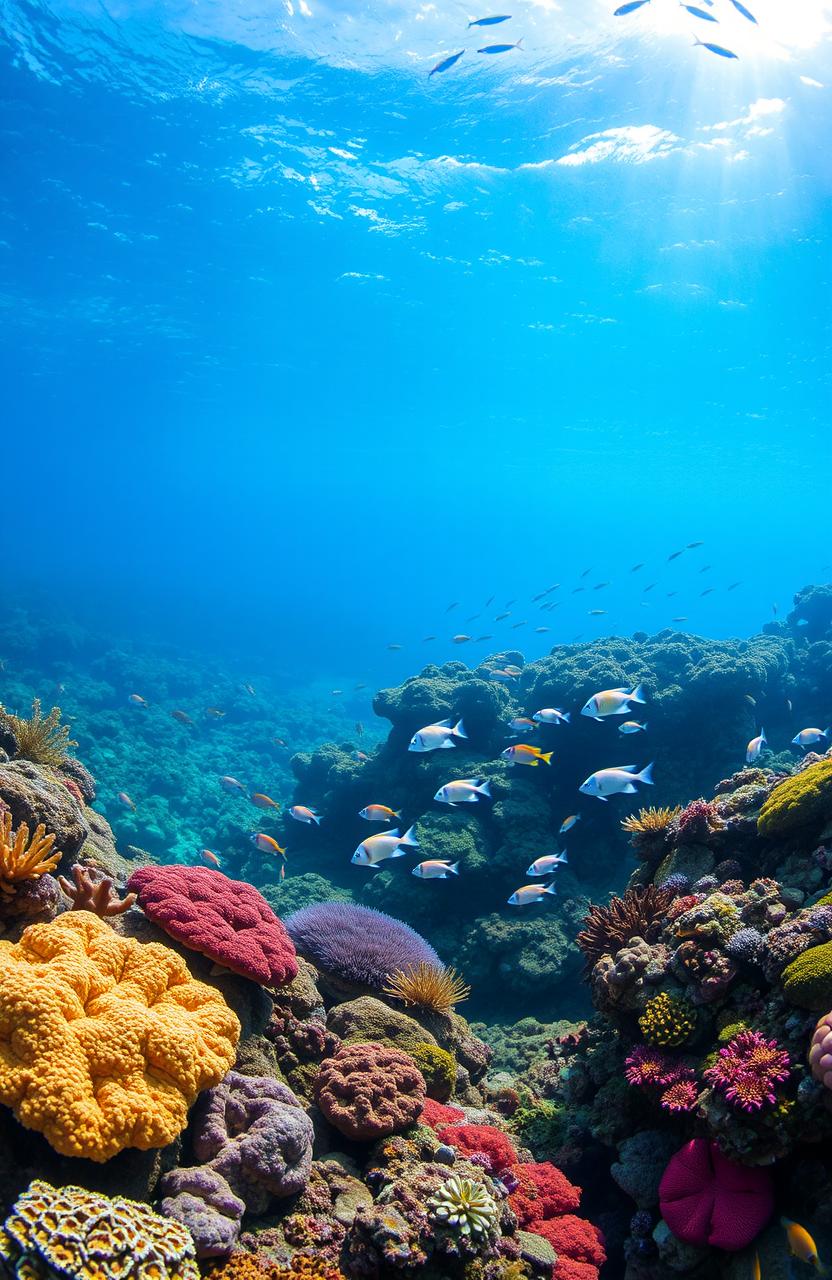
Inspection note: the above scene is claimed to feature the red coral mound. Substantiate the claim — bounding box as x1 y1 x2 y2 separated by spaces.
508 1162 581 1225
658 1138 773 1250
528 1213 606 1280
434 1123 517 1174
420 1098 464 1128
127 865 298 986
314 1042 425 1141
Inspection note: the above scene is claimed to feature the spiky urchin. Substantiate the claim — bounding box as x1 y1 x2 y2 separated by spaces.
383 962 471 1014
427 1173 498 1238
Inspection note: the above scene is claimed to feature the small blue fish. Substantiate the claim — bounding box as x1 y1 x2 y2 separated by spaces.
429 50 464 76
694 37 738 57
614 0 650 13
468 14 512 27
478 38 523 52
681 3 718 20
729 0 757 21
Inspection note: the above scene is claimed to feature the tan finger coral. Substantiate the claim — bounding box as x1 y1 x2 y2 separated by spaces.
0 911 240 1160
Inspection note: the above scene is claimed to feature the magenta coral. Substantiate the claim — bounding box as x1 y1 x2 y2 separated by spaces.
809 1011 832 1089
127 865 297 986
703 1030 790 1113
624 1046 688 1089
659 1138 773 1250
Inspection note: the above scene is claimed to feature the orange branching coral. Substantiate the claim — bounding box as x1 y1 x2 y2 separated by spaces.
0 911 240 1160
2 698 76 766
57 865 137 917
576 885 675 974
0 811 61 898
383 961 471 1014
621 806 682 841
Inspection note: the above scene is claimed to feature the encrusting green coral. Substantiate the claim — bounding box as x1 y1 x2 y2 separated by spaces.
758 756 832 840
409 1043 456 1102
782 941 832 1010
638 992 696 1047
0 698 77 767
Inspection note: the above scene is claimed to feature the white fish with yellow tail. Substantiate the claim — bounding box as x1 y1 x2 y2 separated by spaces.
527 851 568 876
619 720 648 734
508 882 557 906
408 718 468 752
434 778 491 806
746 728 766 763
352 825 420 867
580 684 645 721
412 860 460 879
289 805 322 825
359 804 401 822
579 763 654 801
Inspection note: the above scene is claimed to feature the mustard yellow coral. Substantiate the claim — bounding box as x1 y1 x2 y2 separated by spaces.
0 911 240 1160
638 992 696 1047
758 757 832 839
0 1179 199 1280
0 811 61 898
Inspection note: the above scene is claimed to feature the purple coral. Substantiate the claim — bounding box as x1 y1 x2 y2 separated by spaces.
676 800 721 845
704 1030 790 1113
662 873 691 895
285 901 441 989
158 1166 245 1258
724 927 765 966
192 1071 313 1213
625 1046 690 1089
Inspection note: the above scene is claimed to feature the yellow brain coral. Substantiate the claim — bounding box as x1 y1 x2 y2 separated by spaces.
0 911 240 1160
0 1179 199 1280
758 757 832 840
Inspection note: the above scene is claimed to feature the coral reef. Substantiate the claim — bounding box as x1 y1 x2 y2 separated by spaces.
758 756 832 840
57 862 137 915
314 1042 426 1141
285 902 440 998
658 1139 774 1249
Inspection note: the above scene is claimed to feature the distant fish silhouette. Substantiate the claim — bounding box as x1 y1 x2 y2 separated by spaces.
468 14 512 26
478 38 523 52
614 0 650 13
694 37 738 57
429 50 464 76
681 3 718 20
728 0 757 21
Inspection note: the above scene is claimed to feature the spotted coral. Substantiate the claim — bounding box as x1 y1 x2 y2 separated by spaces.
703 1030 790 1112
576 885 675 973
383 962 470 1014
0 810 61 899
638 993 696 1048
314 1041 426 1140
758 756 832 840
0 910 240 1159
782 940 832 1010
0 1179 199 1280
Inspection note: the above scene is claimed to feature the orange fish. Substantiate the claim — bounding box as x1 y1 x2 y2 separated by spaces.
781 1219 826 1274
251 833 287 856
501 744 553 767
171 710 194 726
201 849 221 867
251 793 280 811
117 791 136 811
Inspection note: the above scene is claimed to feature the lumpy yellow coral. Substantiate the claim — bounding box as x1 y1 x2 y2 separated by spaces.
0 1179 199 1280
0 812 61 898
0 911 240 1160
638 992 696 1047
758 757 832 839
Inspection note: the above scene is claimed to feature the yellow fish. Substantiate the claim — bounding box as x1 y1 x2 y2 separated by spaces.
501 744 552 767
251 793 280 810
250 833 286 856
782 1219 827 1274
752 1253 760 1280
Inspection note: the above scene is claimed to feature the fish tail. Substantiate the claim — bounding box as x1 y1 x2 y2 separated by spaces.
562 711 571 723
477 780 492 797
448 861 461 875
539 751 553 765
516 36 524 47
544 881 558 895
629 682 646 703
400 824 420 848
638 761 655 785
453 718 468 739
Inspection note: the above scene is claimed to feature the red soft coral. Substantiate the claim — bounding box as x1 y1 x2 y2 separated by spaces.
434 1123 517 1173
508 1162 581 1225
420 1098 465 1129
527 1214 606 1280
127 864 297 986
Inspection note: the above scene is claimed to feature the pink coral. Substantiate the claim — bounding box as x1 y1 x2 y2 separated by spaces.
703 1029 790 1112
127 865 297 986
434 1123 517 1174
419 1098 464 1128
314 1042 425 1141
660 1079 699 1114
624 1046 689 1089
675 800 722 844
659 1138 773 1250
809 1011 832 1089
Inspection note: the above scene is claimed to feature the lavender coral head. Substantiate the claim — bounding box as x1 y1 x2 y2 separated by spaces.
285 901 441 989
724 927 765 966
662 873 690 895
704 1030 790 1113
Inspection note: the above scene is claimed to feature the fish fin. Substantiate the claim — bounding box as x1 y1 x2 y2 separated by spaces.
515 36 524 47
399 825 420 848
595 794 608 801
435 718 454 728
388 849 409 859
760 728 765 743
617 765 639 772
438 739 456 748
393 809 402 818
638 761 655 785
388 828 402 839
544 881 557 895
594 716 604 722
562 712 571 722
448 862 461 874
621 783 638 793
476 780 492 797
539 752 553 765
629 682 646 703
453 718 468 738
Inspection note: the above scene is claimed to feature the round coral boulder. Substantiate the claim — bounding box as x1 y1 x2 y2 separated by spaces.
127 865 297 986
314 1042 426 1141
658 1138 773 1250
809 1010 832 1088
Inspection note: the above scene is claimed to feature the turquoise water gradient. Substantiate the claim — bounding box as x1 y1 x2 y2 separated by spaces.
1 0 830 679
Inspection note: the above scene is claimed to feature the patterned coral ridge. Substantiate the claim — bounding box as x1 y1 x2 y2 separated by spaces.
314 1041 426 1141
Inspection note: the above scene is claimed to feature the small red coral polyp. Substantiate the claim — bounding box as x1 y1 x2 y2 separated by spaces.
660 1079 699 1114
434 1123 517 1174
659 1138 774 1250
507 1162 581 1225
703 1030 790 1112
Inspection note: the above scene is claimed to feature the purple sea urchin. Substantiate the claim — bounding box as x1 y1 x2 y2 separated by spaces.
284 902 441 990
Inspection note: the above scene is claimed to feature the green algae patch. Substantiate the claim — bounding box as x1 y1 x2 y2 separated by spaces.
758 757 832 840
782 940 832 1010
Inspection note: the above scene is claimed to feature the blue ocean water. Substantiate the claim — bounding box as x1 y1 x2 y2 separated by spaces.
1 0 830 689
